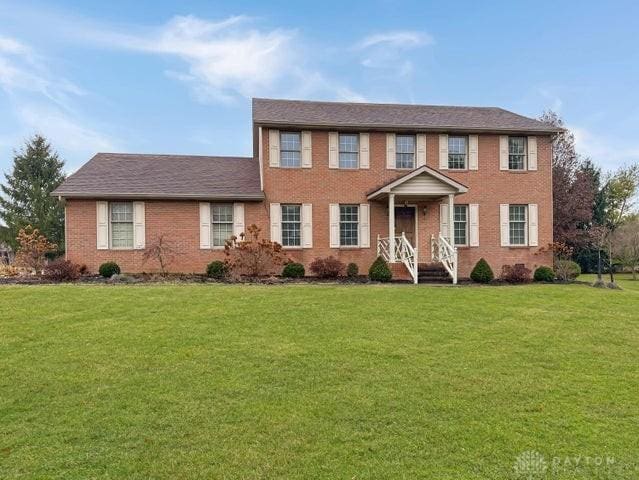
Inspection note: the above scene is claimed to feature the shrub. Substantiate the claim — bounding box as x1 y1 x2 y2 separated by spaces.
470 258 494 283
368 256 392 282
282 262 305 278
43 259 80 282
554 259 581 282
533 266 555 282
310 256 345 279
206 260 228 279
346 262 359 278
78 264 88 276
0 264 20 277
501 264 532 283
99 261 121 278
14 226 57 274
224 225 286 278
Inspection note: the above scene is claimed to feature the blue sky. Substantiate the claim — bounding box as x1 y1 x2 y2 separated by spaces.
1 0 638 176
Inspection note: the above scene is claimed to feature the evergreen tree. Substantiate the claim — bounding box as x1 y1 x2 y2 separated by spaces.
0 135 66 251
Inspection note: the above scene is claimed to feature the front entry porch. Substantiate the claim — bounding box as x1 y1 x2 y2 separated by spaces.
368 166 468 284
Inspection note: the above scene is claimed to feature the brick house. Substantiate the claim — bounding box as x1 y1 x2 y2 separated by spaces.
53 98 559 283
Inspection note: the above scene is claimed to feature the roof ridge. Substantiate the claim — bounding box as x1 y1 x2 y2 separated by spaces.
95 152 255 160
253 97 502 111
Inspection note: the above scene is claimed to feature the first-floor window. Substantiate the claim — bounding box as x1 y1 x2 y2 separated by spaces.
509 205 527 245
211 203 233 247
281 204 301 247
340 205 359 246
110 202 133 249
453 205 468 246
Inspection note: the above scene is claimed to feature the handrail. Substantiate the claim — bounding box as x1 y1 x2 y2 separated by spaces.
377 233 418 284
431 233 458 284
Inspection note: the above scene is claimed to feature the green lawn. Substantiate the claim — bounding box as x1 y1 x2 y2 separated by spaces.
1 278 638 479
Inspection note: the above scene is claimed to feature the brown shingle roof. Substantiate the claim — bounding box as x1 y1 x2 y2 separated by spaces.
52 153 263 200
253 98 561 133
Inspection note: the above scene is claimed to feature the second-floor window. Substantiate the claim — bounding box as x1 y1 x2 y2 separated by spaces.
453 205 468 246
281 204 301 247
280 132 301 168
211 203 234 247
448 136 467 169
340 205 359 246
509 205 527 245
508 137 526 170
396 135 415 169
110 202 134 249
339 134 359 169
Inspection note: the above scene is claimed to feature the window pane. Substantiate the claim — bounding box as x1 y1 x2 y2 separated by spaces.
339 134 358 153
339 205 359 246
212 223 233 247
111 222 133 248
280 151 301 168
281 204 301 247
453 205 468 246
395 135 415 168
280 132 301 151
448 136 467 169
211 204 233 223
110 202 133 222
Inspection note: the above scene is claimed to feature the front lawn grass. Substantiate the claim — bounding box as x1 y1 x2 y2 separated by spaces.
1 281 638 479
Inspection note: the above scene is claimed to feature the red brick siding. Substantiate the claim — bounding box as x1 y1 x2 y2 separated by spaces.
66 129 552 278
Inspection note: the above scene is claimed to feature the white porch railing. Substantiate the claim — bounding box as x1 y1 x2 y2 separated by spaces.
431 233 458 284
377 232 418 284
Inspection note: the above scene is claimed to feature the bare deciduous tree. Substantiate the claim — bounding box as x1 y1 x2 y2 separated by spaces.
142 234 177 276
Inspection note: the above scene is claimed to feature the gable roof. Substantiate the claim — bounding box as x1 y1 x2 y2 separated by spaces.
367 166 468 199
253 98 561 133
52 153 263 200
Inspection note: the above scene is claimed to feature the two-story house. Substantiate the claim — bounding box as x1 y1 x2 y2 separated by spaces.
53 98 559 283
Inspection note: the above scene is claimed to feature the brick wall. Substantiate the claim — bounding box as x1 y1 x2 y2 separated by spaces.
66 129 552 278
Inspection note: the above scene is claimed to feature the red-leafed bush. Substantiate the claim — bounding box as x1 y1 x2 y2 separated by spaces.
501 263 532 283
43 259 80 282
309 256 345 279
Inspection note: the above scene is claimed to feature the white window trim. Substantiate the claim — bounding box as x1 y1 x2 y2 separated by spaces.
448 136 469 170
280 203 302 249
279 131 302 168
508 204 528 246
109 201 134 250
508 136 528 171
338 132 359 169
453 204 469 246
211 202 234 249
395 134 416 169
339 204 360 247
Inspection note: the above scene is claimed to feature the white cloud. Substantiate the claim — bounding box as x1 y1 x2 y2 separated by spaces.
71 14 363 104
354 30 432 79
357 31 433 50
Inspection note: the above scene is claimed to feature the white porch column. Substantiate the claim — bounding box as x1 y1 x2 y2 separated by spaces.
448 194 455 245
388 193 395 262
